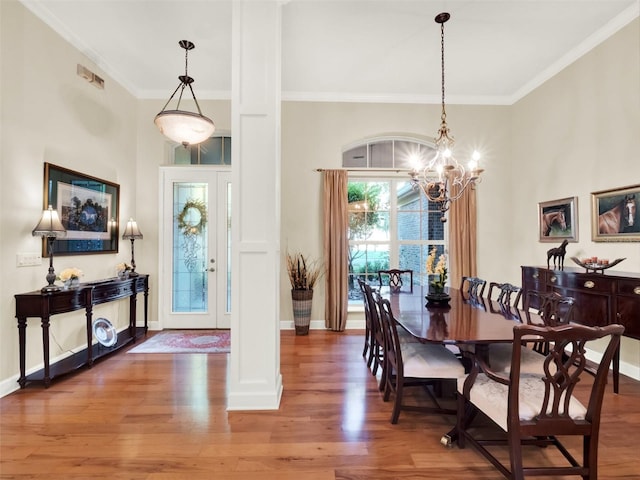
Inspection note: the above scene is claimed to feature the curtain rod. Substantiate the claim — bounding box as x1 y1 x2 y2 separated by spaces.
315 168 408 173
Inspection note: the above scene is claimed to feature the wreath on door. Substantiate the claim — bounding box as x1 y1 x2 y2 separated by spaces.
177 199 208 236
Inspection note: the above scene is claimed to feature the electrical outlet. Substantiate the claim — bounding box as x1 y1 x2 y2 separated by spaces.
17 252 42 267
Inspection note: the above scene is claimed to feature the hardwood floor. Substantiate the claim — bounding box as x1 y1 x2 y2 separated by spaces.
2 330 639 479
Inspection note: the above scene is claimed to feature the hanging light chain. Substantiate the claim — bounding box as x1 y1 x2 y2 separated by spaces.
440 19 446 123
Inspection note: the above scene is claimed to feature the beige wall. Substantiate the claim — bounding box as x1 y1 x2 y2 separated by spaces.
1 1 638 394
510 18 640 374
0 1 139 388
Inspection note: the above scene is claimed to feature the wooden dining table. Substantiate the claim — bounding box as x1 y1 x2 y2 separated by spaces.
380 285 531 446
381 285 526 347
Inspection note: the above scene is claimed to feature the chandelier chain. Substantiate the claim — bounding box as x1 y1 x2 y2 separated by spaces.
184 44 189 78
440 20 446 123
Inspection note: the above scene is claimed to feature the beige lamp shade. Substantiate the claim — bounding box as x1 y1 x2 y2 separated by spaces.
122 218 143 240
32 205 67 238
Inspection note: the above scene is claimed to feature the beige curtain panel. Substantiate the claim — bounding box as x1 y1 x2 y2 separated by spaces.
448 186 477 287
323 170 349 331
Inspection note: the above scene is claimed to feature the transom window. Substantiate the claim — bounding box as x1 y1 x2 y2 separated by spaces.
174 135 231 165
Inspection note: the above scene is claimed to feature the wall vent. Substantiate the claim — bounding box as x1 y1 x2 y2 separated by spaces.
76 64 105 89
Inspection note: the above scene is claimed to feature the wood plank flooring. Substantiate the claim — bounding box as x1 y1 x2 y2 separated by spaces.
1 330 639 479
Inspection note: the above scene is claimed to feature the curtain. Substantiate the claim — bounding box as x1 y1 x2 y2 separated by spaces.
323 170 349 331
448 186 477 288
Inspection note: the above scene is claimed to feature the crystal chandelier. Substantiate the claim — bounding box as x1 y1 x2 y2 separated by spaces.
155 40 215 147
410 12 483 222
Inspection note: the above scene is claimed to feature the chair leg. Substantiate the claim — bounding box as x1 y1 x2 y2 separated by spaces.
362 325 370 358
390 376 403 424
371 342 380 376
508 434 525 480
378 357 386 392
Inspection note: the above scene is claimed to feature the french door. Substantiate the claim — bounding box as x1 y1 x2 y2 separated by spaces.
159 167 231 329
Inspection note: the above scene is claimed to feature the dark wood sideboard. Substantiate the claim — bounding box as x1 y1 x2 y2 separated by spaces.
14 275 149 388
522 266 640 393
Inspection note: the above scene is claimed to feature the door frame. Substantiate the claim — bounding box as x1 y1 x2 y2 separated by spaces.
157 165 232 330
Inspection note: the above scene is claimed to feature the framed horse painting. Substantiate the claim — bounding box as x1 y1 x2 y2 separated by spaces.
538 197 578 243
591 184 640 242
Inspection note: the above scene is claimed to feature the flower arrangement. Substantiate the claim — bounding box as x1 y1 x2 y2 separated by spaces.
58 267 83 282
56 267 84 290
116 262 132 273
426 247 447 294
286 252 323 290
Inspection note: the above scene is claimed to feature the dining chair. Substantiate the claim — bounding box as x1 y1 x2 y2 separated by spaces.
378 269 413 293
523 290 575 354
360 281 386 387
487 289 575 374
487 282 522 309
460 276 486 300
456 323 624 480
376 295 465 424
357 277 374 367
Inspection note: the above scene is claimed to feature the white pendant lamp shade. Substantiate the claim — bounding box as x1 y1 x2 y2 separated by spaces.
154 110 215 146
155 40 215 147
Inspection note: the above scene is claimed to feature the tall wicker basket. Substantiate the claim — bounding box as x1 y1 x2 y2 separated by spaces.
291 288 314 335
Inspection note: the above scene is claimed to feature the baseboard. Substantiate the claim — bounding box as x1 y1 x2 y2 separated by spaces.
279 319 365 331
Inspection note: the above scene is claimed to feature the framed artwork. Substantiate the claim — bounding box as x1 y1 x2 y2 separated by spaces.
538 196 578 242
42 163 120 255
591 184 640 242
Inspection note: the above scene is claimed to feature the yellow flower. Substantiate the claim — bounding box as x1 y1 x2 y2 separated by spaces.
58 267 83 282
116 262 131 272
425 247 438 274
427 251 448 293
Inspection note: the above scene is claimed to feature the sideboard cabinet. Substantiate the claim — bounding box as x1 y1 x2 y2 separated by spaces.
521 266 640 393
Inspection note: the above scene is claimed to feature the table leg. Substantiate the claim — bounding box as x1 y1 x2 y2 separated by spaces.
41 316 51 388
17 317 27 388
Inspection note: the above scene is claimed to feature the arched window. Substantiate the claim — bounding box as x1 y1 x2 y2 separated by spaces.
344 137 447 303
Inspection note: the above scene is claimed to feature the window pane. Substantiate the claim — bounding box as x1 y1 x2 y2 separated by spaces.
172 183 209 313
369 141 393 168
397 211 419 240
399 244 421 285
200 137 222 165
223 137 231 165
343 145 367 167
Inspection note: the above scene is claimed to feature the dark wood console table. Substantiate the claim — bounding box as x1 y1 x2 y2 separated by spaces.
522 266 640 393
15 274 149 388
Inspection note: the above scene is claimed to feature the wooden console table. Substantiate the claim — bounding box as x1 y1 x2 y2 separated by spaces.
15 274 149 388
522 266 640 393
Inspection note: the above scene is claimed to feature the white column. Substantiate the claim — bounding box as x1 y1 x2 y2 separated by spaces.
227 0 282 410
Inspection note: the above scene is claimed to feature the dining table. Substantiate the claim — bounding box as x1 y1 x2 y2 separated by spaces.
381 285 527 346
380 285 533 446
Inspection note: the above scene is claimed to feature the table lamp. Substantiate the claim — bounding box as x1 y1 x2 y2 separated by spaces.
122 218 143 276
32 205 67 292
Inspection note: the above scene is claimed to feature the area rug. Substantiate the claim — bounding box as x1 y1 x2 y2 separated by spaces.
128 330 230 354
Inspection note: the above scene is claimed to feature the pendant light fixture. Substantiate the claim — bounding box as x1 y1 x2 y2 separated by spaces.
154 40 215 147
410 13 484 222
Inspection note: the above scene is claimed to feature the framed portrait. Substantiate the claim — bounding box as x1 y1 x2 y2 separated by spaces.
42 163 120 255
591 184 640 242
538 196 578 243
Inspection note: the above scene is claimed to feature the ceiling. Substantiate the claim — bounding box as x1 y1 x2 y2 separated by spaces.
20 0 639 105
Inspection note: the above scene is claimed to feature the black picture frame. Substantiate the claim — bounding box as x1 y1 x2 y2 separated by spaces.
42 163 119 255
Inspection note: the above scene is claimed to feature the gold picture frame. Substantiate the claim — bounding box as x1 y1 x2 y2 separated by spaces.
591 184 640 242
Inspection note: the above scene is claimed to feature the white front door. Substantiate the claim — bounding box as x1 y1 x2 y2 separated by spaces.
159 167 231 329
